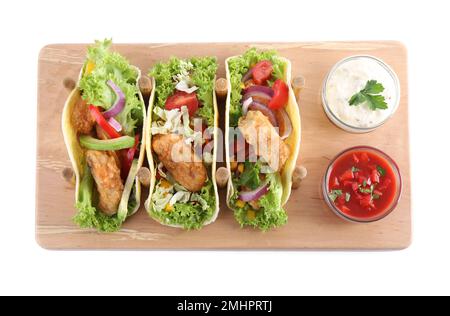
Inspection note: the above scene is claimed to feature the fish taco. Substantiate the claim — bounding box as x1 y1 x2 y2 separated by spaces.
145 56 219 229
225 48 301 231
62 39 146 232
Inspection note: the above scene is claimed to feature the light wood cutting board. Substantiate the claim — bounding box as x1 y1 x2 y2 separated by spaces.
36 42 411 250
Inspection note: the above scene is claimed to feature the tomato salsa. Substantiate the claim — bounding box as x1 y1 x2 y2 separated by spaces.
325 147 401 222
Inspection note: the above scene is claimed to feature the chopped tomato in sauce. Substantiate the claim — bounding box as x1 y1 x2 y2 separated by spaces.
327 150 396 220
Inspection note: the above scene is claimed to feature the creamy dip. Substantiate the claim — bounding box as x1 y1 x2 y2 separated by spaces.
324 56 399 130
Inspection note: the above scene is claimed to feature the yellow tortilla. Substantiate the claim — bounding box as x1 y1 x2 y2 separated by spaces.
144 77 220 228
225 56 301 207
61 66 147 219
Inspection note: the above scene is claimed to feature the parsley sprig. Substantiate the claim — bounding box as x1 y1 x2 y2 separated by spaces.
349 80 388 111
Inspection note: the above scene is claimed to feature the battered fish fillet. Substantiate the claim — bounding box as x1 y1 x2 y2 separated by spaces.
238 110 290 172
72 98 96 134
152 134 207 192
86 150 124 215
95 124 121 168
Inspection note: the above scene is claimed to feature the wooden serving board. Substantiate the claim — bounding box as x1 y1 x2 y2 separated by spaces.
36 42 411 250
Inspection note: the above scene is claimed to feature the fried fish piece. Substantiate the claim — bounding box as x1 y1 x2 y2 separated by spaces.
95 124 121 168
152 134 207 192
72 98 96 134
86 150 124 215
238 110 290 172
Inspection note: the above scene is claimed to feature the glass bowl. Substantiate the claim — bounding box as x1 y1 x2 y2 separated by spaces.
322 55 401 133
322 146 402 223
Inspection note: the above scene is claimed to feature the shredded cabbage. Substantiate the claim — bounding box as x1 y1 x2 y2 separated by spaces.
150 179 216 229
150 56 217 126
151 106 203 147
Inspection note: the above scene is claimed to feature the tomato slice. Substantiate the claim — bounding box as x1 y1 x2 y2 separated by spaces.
268 79 289 110
165 91 199 116
252 60 273 85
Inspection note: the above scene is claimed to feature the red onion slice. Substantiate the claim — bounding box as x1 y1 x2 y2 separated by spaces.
241 68 253 83
243 90 272 104
108 117 123 132
238 183 269 202
275 109 293 140
242 97 253 114
244 101 278 127
243 85 274 97
102 80 126 119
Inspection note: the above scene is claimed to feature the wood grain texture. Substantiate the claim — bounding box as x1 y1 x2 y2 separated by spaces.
36 42 411 250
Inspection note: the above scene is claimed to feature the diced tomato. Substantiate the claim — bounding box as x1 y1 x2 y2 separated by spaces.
378 178 392 191
336 194 346 206
357 175 367 185
252 60 273 85
353 191 363 200
370 169 381 183
165 91 199 116
368 164 377 171
339 205 351 213
156 172 162 180
331 177 340 188
359 195 374 208
344 181 359 192
373 190 383 196
361 152 370 163
268 79 289 110
327 149 397 221
339 169 354 182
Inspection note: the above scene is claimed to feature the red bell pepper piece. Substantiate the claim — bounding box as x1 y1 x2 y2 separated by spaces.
122 134 140 178
89 105 121 139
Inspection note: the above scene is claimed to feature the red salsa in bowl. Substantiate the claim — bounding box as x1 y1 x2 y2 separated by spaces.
323 146 402 223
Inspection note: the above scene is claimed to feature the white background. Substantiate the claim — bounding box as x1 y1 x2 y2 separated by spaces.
0 0 449 296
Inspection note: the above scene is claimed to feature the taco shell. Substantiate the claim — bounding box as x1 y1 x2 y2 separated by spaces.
62 65 146 226
225 56 301 208
144 78 220 228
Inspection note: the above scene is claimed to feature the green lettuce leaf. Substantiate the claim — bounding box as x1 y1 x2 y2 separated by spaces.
227 48 285 126
150 180 216 230
232 173 287 231
78 39 143 135
149 56 217 126
237 161 262 190
73 164 123 232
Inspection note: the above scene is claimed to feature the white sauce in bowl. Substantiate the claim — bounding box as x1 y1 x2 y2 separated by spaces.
323 56 400 131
